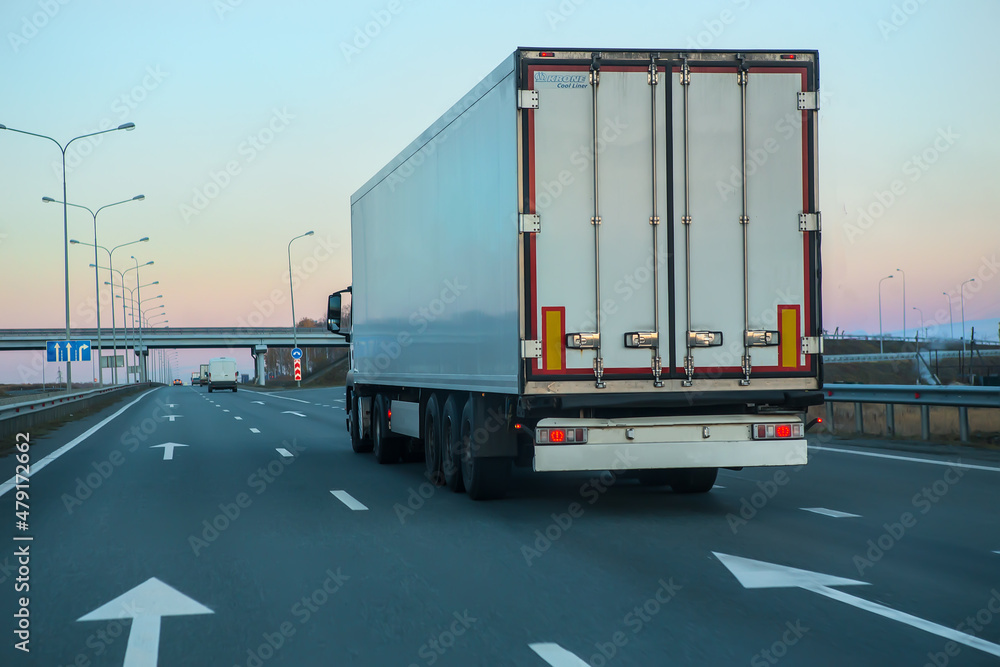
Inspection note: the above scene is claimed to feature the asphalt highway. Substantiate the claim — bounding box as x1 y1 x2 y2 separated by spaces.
1 385 998 666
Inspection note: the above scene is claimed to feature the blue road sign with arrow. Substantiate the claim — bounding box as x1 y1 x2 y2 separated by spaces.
46 340 92 362
291 347 303 360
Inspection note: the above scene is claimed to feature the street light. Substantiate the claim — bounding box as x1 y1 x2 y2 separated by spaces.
287 230 314 387
0 121 136 391
75 235 148 384
878 274 894 354
45 194 145 386
131 256 153 381
912 307 924 340
960 278 976 356
942 292 954 339
895 268 906 342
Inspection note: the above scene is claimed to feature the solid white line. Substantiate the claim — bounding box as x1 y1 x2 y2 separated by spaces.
276 448 294 458
243 389 311 404
234 416 243 421
802 507 861 519
810 584 1000 658
809 445 1000 473
0 389 158 497
249 428 260 434
529 643 590 666
330 490 368 511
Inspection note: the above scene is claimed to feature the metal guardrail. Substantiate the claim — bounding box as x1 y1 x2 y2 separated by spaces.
823 383 1000 442
825 350 1000 364
0 384 150 439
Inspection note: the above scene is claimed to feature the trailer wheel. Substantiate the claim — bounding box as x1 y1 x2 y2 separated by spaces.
350 394 373 453
669 467 719 494
441 395 464 492
460 398 511 500
372 394 400 464
423 394 445 485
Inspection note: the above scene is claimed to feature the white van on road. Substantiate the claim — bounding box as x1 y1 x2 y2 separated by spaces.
208 357 238 392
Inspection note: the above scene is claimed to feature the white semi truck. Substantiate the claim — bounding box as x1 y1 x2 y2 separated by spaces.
328 48 823 499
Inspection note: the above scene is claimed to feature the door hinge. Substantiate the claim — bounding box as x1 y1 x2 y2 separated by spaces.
521 340 542 359
797 91 819 111
518 89 539 109
798 212 822 232
801 337 824 355
519 213 541 233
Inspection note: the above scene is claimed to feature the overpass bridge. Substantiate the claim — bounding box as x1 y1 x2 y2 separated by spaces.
0 328 348 385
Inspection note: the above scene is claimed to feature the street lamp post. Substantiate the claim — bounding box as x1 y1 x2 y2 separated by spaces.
878 274 894 354
116 269 154 382
912 307 924 341
131 256 154 382
895 268 906 342
287 231 314 387
78 237 148 384
0 121 136 391
46 195 144 386
942 292 955 340
960 278 976 357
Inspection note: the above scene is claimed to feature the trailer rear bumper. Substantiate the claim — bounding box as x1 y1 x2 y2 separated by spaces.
530 415 806 472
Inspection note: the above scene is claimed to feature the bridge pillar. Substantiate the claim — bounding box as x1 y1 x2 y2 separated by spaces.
254 345 268 386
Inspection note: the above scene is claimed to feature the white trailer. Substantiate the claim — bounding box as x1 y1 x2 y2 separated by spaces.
329 48 823 499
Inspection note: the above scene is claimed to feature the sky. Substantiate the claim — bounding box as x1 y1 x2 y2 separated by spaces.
1 0 998 383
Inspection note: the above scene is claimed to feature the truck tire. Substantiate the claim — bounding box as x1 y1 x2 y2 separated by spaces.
669 467 719 494
208 386 213 393
423 394 444 486
372 394 400 464
441 395 464 492
460 398 511 500
350 394 373 453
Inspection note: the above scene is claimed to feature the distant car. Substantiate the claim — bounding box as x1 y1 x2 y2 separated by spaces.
172 379 182 386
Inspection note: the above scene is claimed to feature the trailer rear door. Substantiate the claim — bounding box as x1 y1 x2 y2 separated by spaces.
522 53 819 391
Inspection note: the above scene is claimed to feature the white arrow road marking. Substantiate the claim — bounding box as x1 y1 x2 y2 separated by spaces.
715 552 1000 658
801 507 861 518
809 445 1000 473
78 577 213 667
282 411 306 418
529 643 590 666
234 416 243 421
251 401 265 405
276 448 294 458
330 490 368 511
249 428 260 434
164 415 182 422
151 443 188 461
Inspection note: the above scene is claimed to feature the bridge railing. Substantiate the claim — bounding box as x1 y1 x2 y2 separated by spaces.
822 383 1000 442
